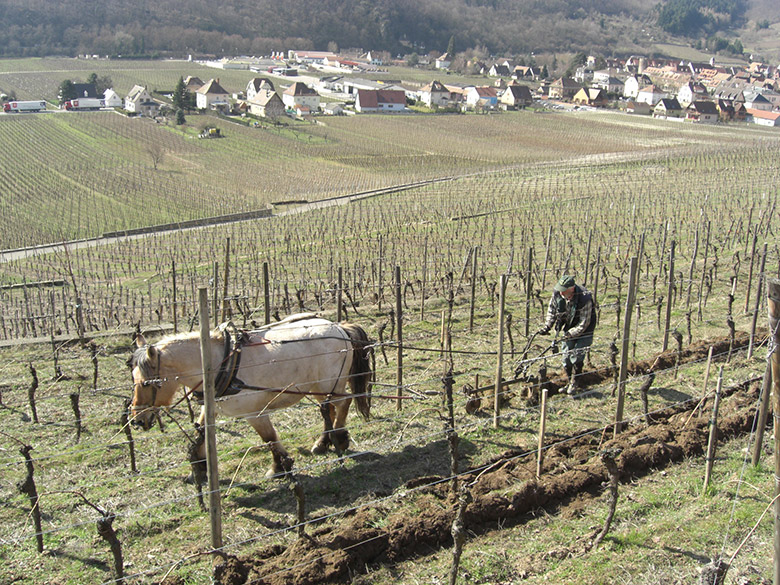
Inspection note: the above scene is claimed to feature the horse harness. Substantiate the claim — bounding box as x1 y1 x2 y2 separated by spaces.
190 321 352 405
134 320 357 421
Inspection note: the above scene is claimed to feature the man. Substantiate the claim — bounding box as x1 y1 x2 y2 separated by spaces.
537 275 596 395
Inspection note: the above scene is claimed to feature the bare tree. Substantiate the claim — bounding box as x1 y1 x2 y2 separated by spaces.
147 142 164 170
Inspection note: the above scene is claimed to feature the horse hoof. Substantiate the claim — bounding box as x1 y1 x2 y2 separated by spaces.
265 467 282 479
311 441 329 455
332 429 350 453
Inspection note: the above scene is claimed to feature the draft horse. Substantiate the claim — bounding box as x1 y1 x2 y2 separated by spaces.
130 313 373 477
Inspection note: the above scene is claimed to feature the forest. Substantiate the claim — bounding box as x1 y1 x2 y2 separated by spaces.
0 0 750 59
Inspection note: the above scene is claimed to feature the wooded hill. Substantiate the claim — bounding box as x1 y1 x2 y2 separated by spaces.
0 0 763 59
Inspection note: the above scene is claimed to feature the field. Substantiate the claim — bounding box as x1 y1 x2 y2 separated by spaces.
1 60 779 585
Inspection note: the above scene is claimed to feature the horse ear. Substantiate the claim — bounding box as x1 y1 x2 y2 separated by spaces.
134 333 148 348
146 345 157 360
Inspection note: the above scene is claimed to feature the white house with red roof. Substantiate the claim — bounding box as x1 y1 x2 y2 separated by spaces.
355 89 406 113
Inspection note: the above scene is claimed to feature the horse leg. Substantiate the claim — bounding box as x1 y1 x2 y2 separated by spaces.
311 389 353 455
331 394 352 453
311 400 335 455
246 415 291 479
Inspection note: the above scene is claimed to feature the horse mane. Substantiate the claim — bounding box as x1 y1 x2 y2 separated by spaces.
131 345 157 379
340 322 374 421
130 329 227 377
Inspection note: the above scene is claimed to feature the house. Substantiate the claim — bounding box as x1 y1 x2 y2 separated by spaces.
574 66 594 84
716 99 736 121
653 98 683 119
184 76 204 92
636 85 667 106
625 101 652 115
677 81 709 106
72 83 98 99
320 102 344 116
685 100 719 123
743 91 772 111
103 89 122 108
489 63 512 77
355 89 406 113
592 69 623 93
435 53 451 70
623 74 653 99
746 108 780 127
124 85 158 116
512 66 538 81
246 78 275 101
499 84 533 109
573 87 607 107
282 82 320 111
196 79 230 110
592 76 623 94
288 50 338 64
248 90 285 119
419 80 450 108
548 77 580 100
465 86 498 109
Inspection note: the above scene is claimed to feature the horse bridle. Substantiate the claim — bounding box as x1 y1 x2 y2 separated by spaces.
135 346 163 412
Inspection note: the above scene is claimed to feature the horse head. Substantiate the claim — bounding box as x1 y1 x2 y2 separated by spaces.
130 334 179 430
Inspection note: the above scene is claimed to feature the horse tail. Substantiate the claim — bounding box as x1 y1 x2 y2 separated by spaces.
341 322 373 421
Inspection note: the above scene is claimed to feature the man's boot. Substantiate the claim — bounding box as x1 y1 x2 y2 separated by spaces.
568 362 584 395
563 364 573 394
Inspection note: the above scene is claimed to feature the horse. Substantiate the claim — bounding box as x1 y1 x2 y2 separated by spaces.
130 313 373 478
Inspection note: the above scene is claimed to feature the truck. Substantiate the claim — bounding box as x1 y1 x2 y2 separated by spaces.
64 98 104 111
3 100 47 113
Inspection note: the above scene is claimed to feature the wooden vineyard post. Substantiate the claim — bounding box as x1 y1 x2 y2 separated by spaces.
751 362 772 467
699 346 714 418
262 262 270 325
221 237 231 323
541 226 553 289
337 267 343 322
395 266 403 411
198 288 222 550
536 388 548 479
469 247 478 332
614 257 638 437
377 235 384 311
171 260 178 334
583 230 592 287
685 227 699 310
420 237 427 321
494 274 508 429
525 247 533 337
663 240 675 352
745 233 758 314
765 277 780 585
211 261 219 328
748 243 768 360
702 366 723 493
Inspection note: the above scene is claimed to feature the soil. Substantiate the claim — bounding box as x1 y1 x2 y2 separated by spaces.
204 331 766 585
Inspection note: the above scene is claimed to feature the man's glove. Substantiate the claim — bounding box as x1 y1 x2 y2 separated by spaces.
536 327 550 336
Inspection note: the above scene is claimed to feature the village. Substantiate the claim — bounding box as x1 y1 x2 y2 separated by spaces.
3 49 780 128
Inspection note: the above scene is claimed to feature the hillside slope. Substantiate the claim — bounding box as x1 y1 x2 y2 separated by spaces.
0 0 769 59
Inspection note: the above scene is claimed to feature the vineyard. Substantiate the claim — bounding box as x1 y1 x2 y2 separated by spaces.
0 79 779 584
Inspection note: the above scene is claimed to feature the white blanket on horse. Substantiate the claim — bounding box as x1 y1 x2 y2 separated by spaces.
214 317 352 418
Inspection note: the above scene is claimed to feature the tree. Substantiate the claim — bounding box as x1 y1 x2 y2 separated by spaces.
446 35 455 57
407 52 419 67
58 80 76 105
175 109 186 125
147 142 164 170
173 77 186 111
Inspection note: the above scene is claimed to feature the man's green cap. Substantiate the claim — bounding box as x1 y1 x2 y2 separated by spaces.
554 275 575 292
